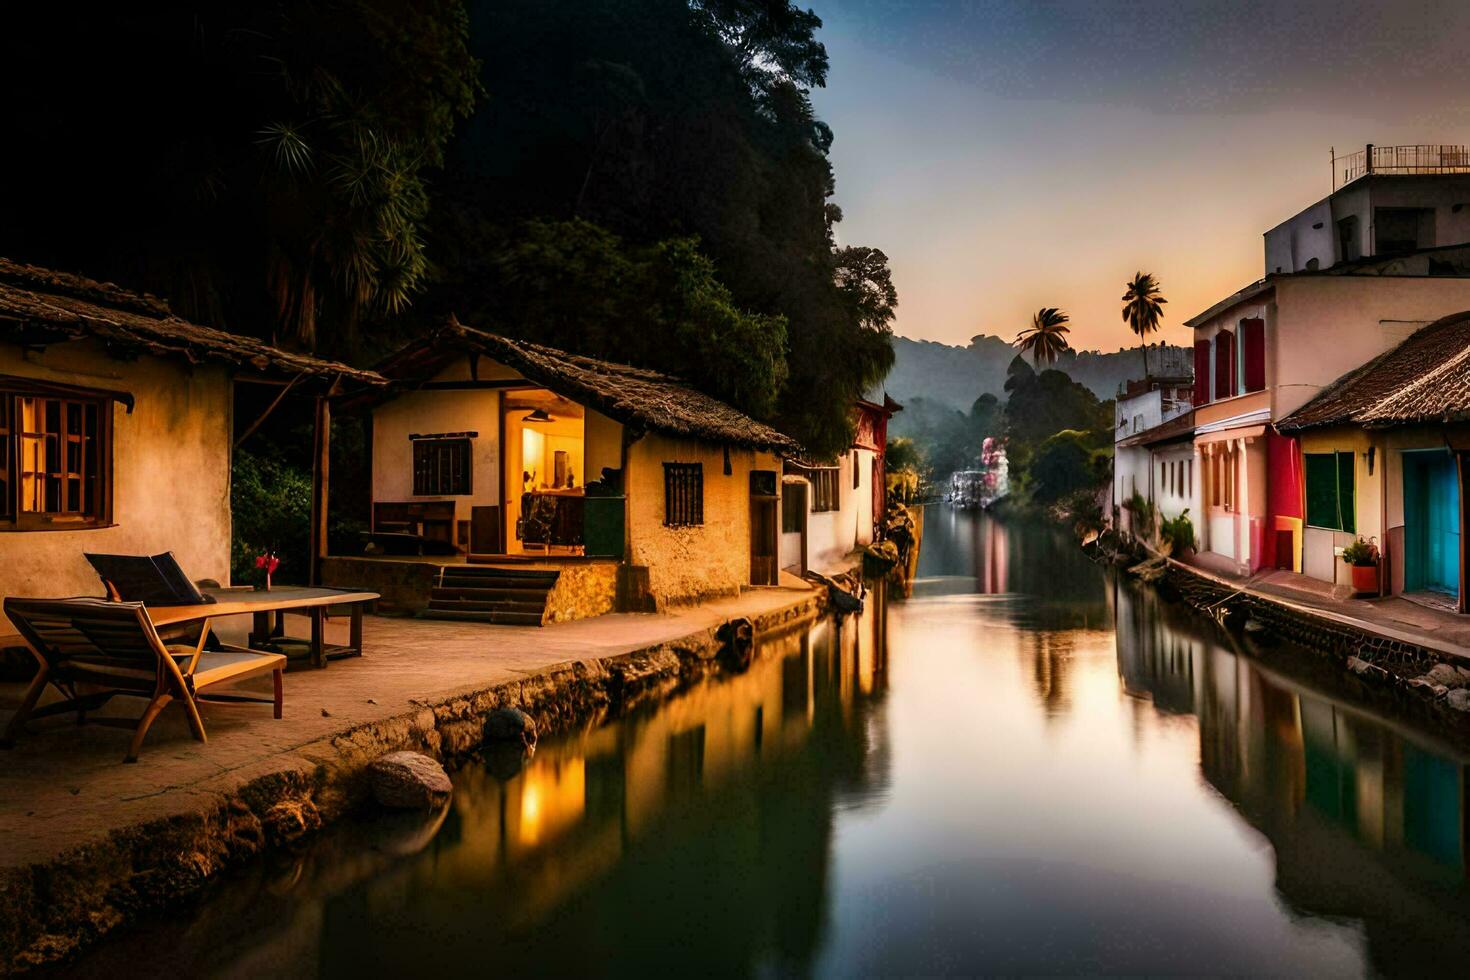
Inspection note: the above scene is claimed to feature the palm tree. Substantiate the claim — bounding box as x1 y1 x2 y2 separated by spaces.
1013 307 1072 367
1121 272 1167 380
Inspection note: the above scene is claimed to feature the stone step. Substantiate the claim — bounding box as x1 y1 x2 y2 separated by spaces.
418 608 544 626
440 565 559 583
432 585 553 602
437 575 557 592
427 597 546 615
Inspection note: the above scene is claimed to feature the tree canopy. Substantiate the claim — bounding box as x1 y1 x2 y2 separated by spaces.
2 0 893 456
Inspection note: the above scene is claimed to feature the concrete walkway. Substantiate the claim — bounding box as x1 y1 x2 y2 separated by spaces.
1177 558 1470 661
0 580 819 872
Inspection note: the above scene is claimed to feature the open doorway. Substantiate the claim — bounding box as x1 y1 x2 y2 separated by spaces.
503 390 586 555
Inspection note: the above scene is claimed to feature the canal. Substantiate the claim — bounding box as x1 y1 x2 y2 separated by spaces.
62 509 1470 976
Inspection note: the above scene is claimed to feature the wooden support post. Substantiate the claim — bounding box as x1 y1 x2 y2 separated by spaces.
310 394 331 586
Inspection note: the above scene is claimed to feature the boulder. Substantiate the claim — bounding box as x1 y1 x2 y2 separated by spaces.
1447 688 1470 712
485 707 538 749
1425 663 1469 689
369 751 453 809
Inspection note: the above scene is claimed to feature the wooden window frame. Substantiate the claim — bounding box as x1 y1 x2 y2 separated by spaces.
412 437 473 496
809 467 840 513
0 386 113 531
663 462 704 527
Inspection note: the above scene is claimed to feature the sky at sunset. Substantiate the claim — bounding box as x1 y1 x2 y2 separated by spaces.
813 0 1470 351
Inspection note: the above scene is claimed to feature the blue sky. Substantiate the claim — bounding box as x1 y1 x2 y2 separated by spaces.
811 0 1470 349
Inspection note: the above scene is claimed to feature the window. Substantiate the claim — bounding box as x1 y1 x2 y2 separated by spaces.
1187 460 1192 498
853 452 861 489
0 386 111 529
663 462 704 526
1213 330 1236 400
1338 215 1360 262
810 467 840 512
412 437 472 495
1375 207 1433 254
1305 451 1355 532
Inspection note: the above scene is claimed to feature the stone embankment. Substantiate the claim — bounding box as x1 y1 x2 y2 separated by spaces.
1087 530 1470 737
0 589 824 975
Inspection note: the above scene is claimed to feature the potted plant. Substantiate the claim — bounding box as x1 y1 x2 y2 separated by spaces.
1342 536 1380 595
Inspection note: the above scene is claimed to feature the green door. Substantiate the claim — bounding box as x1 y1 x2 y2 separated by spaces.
1404 450 1460 595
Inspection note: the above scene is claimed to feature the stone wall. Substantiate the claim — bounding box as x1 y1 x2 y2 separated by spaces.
541 561 619 624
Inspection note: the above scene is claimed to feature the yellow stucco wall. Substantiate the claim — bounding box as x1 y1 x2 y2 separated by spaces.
0 339 233 632
1298 427 1379 585
624 434 780 607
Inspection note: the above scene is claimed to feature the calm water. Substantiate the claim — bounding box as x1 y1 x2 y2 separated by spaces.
64 509 1470 977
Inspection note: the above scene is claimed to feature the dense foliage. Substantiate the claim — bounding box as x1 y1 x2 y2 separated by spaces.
3 0 893 459
2 3 480 351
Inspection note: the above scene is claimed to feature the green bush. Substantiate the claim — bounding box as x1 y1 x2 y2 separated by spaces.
1160 509 1196 553
231 448 313 585
1342 536 1379 567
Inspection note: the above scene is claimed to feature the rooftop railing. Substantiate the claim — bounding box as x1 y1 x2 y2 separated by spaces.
1333 144 1470 190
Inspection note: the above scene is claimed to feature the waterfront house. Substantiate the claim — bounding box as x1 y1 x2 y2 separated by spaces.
1278 311 1470 609
780 397 900 576
327 318 801 621
0 258 385 638
1188 246 1470 576
1111 375 1193 538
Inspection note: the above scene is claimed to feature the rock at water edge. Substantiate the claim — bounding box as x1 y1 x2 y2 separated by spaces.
369 751 453 809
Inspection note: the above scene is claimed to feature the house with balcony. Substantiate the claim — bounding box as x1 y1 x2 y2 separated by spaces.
1266 144 1470 274
326 318 801 623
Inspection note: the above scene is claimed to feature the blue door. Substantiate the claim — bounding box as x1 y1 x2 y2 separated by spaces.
1404 450 1460 595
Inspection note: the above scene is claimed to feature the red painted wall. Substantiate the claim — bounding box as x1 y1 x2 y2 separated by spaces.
1264 429 1303 570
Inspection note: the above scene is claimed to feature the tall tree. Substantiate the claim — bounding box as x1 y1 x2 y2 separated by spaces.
1013 308 1072 367
1121 271 1167 379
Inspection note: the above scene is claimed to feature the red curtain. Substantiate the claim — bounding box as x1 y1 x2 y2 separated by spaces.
1193 340 1210 404
1241 319 1265 392
1214 330 1235 399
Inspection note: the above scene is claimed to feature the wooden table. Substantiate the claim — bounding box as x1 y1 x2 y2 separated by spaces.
148 587 379 669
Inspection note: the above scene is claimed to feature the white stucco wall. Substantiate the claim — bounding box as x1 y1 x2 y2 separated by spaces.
0 339 233 633
371 384 502 522
803 448 875 575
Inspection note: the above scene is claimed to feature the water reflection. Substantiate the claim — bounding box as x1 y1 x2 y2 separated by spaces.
54 508 1470 977
1115 566 1470 974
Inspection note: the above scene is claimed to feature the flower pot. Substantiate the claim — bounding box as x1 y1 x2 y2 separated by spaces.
1350 564 1379 595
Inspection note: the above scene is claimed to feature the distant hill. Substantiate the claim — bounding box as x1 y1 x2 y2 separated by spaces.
880 334 1191 413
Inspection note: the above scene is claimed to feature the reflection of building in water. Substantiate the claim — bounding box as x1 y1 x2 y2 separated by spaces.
1117 578 1470 972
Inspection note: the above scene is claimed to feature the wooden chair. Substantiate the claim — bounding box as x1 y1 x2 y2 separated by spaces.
1 597 285 763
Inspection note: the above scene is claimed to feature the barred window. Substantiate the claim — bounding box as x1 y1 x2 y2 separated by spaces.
412 438 472 495
1 386 111 529
810 467 839 513
663 462 704 526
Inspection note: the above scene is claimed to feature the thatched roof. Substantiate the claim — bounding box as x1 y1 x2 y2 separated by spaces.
1278 311 1470 432
376 318 801 454
0 258 385 387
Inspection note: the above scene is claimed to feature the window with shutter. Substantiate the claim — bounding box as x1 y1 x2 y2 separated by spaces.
1214 330 1235 400
1241 319 1266 392
1305 451 1355 532
1193 341 1211 404
1 386 112 529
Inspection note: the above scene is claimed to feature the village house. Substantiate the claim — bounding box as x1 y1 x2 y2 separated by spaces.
1111 375 1194 538
779 397 900 577
1277 311 1470 609
324 318 803 622
1188 245 1470 577
0 258 383 639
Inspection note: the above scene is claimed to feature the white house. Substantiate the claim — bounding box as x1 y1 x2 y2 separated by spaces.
1112 376 1192 538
